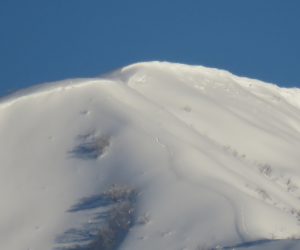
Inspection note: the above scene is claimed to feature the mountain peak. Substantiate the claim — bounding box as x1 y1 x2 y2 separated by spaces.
1 62 300 249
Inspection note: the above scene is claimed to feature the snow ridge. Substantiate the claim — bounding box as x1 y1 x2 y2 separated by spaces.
0 61 300 250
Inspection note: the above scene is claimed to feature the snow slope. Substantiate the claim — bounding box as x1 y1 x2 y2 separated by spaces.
0 61 300 250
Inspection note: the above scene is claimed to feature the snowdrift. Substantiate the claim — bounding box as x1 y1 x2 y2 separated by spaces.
1 62 300 250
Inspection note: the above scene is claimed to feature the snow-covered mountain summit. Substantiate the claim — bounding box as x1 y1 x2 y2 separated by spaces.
1 61 300 250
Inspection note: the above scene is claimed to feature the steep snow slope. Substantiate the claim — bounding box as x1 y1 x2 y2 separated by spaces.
0 62 300 250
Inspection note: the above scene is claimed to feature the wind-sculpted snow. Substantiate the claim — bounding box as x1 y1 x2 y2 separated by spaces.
0 62 300 250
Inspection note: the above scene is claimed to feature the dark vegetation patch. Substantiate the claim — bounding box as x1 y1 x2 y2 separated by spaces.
55 185 137 250
69 133 110 160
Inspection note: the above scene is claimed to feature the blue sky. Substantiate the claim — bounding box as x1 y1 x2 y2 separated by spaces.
0 0 299 96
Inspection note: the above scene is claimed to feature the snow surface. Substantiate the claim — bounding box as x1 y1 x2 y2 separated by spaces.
1 61 300 250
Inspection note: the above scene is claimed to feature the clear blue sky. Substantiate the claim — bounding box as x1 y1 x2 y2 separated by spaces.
1 0 299 96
